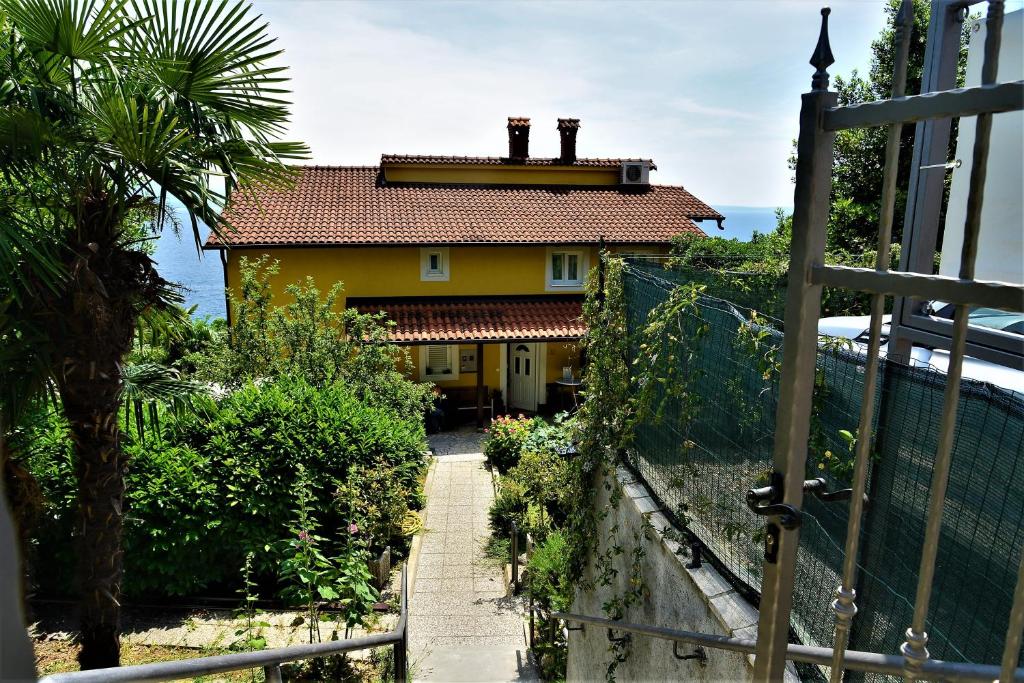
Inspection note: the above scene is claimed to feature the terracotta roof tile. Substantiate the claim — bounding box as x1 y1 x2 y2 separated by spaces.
210 166 721 248
507 117 531 127
352 297 584 343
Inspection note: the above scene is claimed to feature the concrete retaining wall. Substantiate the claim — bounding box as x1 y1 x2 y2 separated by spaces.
566 465 799 682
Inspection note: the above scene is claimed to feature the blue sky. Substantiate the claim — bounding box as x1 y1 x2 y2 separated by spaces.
253 0 908 208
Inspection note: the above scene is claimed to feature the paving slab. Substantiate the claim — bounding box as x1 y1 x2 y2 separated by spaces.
410 428 537 682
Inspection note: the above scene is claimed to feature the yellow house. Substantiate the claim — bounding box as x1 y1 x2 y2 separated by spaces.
206 117 722 424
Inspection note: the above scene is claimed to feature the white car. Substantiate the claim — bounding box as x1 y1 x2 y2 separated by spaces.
818 308 1024 395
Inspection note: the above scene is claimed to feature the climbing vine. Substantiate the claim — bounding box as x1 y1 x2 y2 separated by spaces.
563 255 864 678
564 255 709 677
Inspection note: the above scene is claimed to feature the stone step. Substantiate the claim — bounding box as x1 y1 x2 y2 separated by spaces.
412 645 537 682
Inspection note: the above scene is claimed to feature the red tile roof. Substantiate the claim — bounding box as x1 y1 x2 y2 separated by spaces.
352 297 585 343
210 166 720 248
380 154 656 168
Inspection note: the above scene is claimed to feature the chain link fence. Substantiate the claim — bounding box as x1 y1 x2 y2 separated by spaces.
620 259 1023 678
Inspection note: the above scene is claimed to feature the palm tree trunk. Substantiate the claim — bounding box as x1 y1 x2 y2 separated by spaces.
48 240 145 670
63 376 126 670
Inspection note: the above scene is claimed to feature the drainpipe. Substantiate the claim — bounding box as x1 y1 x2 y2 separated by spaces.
219 248 231 329
476 342 485 428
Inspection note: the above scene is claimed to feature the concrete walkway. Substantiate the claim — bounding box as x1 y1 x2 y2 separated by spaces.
409 428 537 682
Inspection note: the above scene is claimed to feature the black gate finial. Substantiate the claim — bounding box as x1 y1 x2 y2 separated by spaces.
810 7 835 91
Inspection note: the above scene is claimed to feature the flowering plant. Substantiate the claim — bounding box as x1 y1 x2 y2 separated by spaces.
484 414 541 473
276 464 378 643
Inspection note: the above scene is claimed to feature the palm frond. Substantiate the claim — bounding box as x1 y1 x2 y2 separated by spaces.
126 0 297 139
120 361 206 407
5 0 143 67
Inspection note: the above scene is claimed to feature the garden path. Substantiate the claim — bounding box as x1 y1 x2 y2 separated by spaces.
408 428 537 682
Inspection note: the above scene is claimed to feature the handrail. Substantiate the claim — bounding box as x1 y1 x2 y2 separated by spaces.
547 609 1024 683
40 564 409 683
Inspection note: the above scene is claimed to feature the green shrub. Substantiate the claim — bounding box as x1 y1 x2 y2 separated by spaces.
525 531 573 611
188 257 434 423
23 376 427 598
484 414 541 472
525 532 573 681
507 450 572 528
488 478 528 540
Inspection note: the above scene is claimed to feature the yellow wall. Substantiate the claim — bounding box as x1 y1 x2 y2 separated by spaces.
382 162 619 186
223 244 659 408
225 245 663 305
226 246 606 304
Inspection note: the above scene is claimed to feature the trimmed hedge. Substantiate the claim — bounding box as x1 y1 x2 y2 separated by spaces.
23 376 426 597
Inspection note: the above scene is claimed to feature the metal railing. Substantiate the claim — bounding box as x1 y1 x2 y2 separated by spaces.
550 608 1024 682
39 565 409 683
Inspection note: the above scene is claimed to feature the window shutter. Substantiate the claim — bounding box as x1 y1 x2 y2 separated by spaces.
427 345 450 373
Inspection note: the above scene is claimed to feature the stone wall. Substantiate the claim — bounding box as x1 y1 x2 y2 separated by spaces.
566 465 799 682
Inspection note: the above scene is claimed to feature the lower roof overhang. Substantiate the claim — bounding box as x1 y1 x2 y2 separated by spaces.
350 295 586 345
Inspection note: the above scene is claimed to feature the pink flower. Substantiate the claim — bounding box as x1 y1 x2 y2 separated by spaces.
297 530 310 542
348 523 359 535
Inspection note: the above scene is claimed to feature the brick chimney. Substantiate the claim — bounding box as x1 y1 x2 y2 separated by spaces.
507 117 530 160
557 118 580 164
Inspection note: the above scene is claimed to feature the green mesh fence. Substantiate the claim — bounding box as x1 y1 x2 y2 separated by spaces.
620 259 1023 678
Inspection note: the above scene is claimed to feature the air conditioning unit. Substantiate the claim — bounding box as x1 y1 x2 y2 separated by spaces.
620 161 651 185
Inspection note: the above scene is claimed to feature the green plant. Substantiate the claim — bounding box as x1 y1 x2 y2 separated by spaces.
276 464 378 644
526 532 573 681
22 376 427 599
0 0 308 666
484 414 541 473
488 478 528 540
504 450 572 530
191 257 434 423
525 532 573 612
277 465 336 644
231 552 268 659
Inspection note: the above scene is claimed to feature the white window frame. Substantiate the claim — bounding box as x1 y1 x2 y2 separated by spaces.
545 247 587 290
420 247 450 281
420 344 459 381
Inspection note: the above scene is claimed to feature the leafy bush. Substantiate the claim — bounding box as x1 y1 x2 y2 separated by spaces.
507 450 572 528
488 478 528 540
188 257 433 422
525 532 573 681
484 414 541 473
22 376 427 598
525 531 573 611
668 215 904 320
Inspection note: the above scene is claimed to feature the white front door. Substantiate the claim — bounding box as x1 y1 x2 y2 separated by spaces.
510 343 537 412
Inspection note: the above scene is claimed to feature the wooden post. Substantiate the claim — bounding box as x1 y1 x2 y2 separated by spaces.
475 342 485 428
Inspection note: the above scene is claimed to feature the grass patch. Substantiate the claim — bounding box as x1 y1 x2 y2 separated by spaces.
34 640 393 682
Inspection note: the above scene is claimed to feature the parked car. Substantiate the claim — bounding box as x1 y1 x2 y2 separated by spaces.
818 306 1024 394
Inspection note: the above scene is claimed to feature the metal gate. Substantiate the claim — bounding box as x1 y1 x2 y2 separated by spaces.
752 1 1024 681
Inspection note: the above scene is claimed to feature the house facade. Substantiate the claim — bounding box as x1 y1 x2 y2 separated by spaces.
206 117 722 423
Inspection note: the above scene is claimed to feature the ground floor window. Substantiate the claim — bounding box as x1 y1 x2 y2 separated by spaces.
421 344 459 381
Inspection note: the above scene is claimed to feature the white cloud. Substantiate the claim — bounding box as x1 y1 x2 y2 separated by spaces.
255 0 891 206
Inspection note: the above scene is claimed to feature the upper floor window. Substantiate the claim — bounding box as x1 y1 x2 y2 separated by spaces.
547 248 585 289
420 247 450 281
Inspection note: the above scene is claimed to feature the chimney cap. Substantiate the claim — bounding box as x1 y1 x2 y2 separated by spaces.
557 118 581 129
507 117 531 127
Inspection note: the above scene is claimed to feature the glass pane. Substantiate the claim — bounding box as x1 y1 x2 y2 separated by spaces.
568 254 579 281
552 253 563 280
514 357 521 374
525 358 531 376
427 346 449 372
429 253 440 271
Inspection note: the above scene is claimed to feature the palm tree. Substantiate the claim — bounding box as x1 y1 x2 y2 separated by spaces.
0 0 307 668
